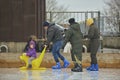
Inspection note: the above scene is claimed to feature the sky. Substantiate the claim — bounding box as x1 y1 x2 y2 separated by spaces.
56 0 108 12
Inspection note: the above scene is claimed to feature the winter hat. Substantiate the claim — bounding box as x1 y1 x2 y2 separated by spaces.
68 18 75 24
43 21 49 27
86 18 94 26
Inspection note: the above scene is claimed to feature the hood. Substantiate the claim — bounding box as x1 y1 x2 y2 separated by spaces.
49 23 55 27
29 40 35 48
70 22 80 31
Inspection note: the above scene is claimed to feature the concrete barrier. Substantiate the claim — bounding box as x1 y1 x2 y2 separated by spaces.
0 53 119 68
0 42 26 53
103 37 120 48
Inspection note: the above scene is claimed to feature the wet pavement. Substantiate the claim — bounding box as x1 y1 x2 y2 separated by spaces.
0 68 120 80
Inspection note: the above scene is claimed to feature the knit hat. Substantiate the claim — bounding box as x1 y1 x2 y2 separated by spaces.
43 21 49 27
68 18 75 24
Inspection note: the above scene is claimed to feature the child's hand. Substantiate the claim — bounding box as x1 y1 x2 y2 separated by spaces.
23 53 26 56
44 45 47 48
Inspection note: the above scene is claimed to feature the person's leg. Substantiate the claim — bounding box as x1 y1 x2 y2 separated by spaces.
56 41 65 60
28 57 35 68
91 53 97 64
52 42 59 62
71 51 77 69
56 41 69 68
86 41 93 70
71 49 82 72
57 51 69 68
89 40 100 71
52 42 61 69
90 50 98 71
71 54 82 72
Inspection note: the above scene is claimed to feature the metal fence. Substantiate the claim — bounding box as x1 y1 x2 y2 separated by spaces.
100 16 120 36
46 11 100 35
46 11 120 36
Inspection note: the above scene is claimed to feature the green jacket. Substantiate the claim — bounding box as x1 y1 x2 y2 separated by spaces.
88 25 100 40
87 25 100 54
62 22 83 52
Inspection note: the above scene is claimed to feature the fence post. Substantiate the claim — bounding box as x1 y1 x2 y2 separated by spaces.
98 11 100 31
50 12 53 22
85 12 88 35
117 12 120 32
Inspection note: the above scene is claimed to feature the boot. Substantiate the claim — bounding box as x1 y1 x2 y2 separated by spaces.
71 63 77 71
89 64 99 71
27 64 32 69
62 59 70 68
52 62 61 69
86 64 93 70
71 64 83 72
94 64 99 71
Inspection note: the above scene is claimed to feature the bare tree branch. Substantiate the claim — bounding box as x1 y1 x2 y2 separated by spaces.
46 0 69 24
104 0 120 32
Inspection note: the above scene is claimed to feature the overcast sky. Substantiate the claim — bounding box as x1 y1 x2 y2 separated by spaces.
56 0 108 12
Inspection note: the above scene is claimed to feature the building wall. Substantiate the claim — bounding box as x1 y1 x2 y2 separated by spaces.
0 0 45 42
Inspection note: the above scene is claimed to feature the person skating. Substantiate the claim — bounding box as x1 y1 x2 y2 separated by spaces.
85 18 100 71
62 18 83 72
43 22 69 69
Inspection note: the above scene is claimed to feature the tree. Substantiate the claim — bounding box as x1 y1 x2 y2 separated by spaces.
104 0 120 32
46 0 69 24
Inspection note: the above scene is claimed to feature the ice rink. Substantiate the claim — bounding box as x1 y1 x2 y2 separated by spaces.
0 68 120 80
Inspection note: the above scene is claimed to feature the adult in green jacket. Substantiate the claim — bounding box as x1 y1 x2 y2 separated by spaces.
85 18 100 71
62 18 83 72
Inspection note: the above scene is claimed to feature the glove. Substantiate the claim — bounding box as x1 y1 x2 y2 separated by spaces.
23 53 26 56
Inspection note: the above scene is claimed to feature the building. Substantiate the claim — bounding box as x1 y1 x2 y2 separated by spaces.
0 0 46 42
